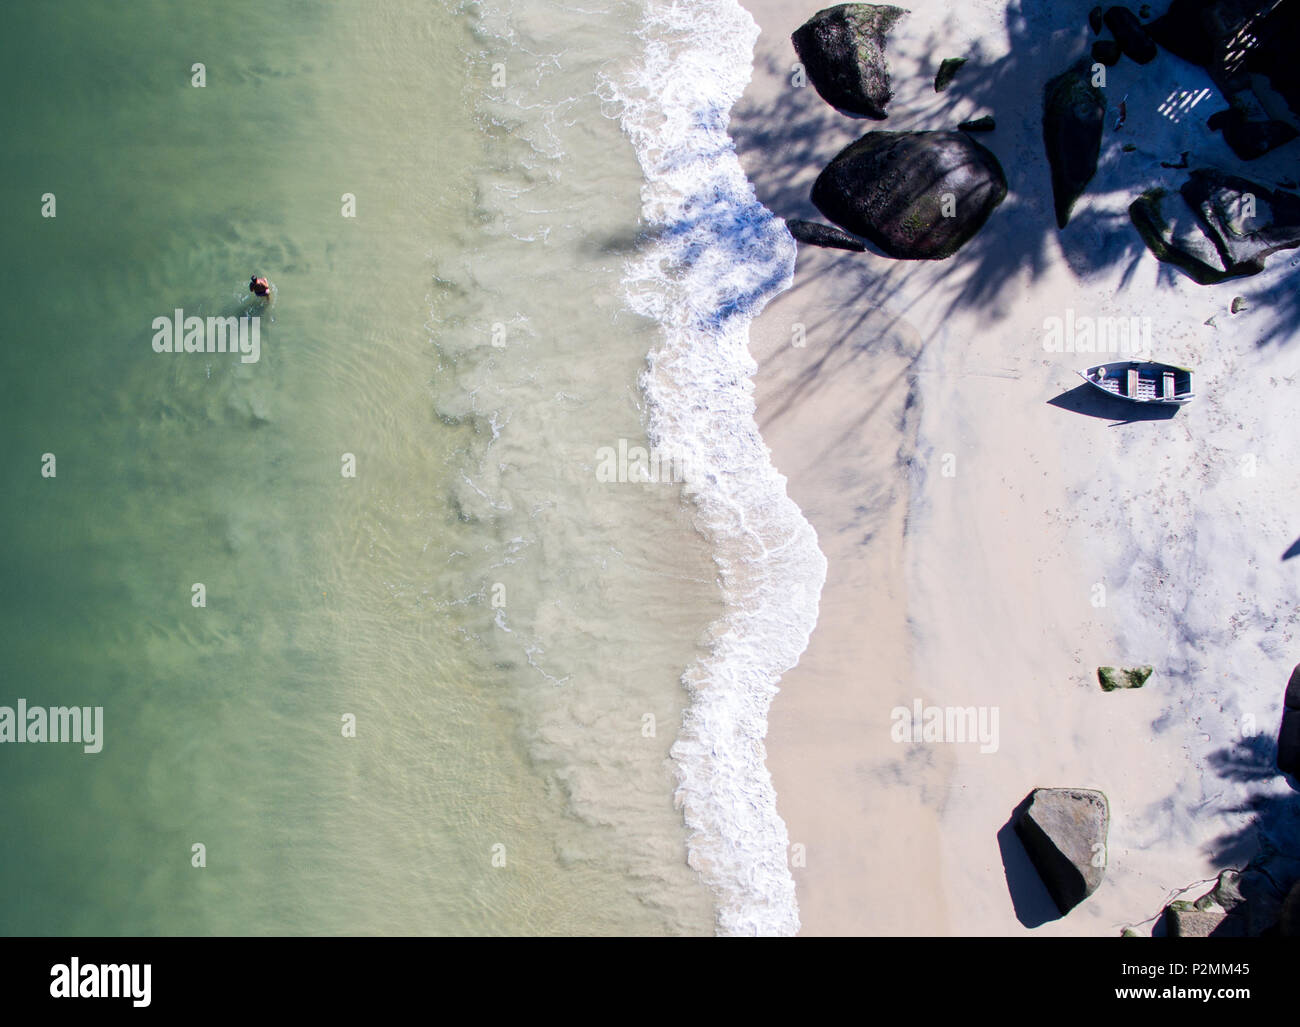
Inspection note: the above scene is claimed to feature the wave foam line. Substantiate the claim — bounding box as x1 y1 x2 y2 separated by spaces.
610 0 828 936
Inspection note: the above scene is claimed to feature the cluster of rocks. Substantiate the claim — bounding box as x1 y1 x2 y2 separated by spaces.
788 3 1300 276
1035 3 1300 283
1147 0 1300 160
1130 661 1300 936
1012 660 1299 925
1090 5 1159 67
788 4 1007 260
788 3 1300 274
1161 861 1300 937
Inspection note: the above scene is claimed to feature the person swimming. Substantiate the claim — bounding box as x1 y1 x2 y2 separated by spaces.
249 275 271 298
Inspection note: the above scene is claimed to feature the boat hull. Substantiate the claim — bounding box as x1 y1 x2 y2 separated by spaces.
1077 361 1194 404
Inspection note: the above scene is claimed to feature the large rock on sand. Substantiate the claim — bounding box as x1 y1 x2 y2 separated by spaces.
1165 903 1249 937
1163 862 1300 936
1147 0 1300 159
1091 40 1122 67
1043 61 1105 229
791 4 908 119
1129 188 1235 284
810 129 1007 259
786 218 868 251
1104 6 1158 64
1182 169 1300 270
1278 662 1300 777
1131 170 1300 283
1014 788 1109 915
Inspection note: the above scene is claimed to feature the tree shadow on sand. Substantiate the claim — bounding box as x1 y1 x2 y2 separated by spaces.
729 0 1300 348
1196 730 1300 914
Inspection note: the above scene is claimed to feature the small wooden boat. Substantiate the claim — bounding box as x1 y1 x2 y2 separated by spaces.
1077 361 1194 404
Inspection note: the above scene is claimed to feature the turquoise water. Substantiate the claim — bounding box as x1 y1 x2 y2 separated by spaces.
0 0 722 935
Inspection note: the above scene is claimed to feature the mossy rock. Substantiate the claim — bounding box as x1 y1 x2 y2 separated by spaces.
934 57 966 92
1129 189 1235 286
1042 60 1105 229
811 129 1007 259
1098 665 1153 691
792 4 909 118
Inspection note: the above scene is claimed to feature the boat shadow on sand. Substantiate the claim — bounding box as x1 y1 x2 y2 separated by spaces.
1046 383 1181 425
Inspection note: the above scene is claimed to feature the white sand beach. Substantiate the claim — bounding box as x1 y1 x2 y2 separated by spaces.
734 0 1300 934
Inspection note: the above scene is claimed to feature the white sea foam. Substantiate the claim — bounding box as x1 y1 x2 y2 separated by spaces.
610 0 828 935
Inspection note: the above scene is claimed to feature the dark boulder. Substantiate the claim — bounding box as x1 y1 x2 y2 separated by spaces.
1167 865 1299 936
1089 6 1105 33
934 57 966 92
1042 61 1106 229
791 4 909 119
1165 903 1249 936
810 129 1007 259
1129 185 1249 284
1279 662 1300 777
786 219 868 251
1154 846 1300 937
958 115 996 132
1104 6 1158 64
1014 788 1109 915
1146 0 1217 65
1181 169 1300 271
1207 108 1299 161
1091 40 1122 67
1281 880 1300 937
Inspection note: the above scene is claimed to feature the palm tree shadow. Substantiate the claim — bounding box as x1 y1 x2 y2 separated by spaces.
1198 729 1300 921
1207 732 1285 785
729 0 1299 345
